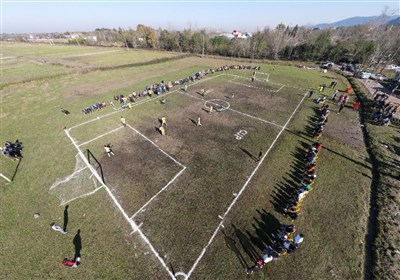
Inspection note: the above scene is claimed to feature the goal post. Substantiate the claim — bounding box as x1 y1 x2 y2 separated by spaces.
255 72 270 82
87 149 106 184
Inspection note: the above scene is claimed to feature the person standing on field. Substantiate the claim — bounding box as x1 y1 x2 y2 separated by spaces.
51 223 67 234
258 149 263 161
332 90 338 101
159 126 166 135
338 103 345 114
161 116 167 127
197 116 202 126
209 105 213 114
120 116 126 126
104 144 114 157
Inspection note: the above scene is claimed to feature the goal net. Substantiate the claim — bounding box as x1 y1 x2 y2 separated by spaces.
255 72 270 82
49 153 103 205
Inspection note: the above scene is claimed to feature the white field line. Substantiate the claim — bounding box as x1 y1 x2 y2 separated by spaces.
228 108 283 128
68 108 124 131
175 272 188 278
130 222 143 235
228 79 267 90
178 88 283 129
130 166 186 219
0 173 11 182
78 126 124 147
126 124 185 168
65 129 176 279
102 183 176 279
276 85 285 92
185 92 308 280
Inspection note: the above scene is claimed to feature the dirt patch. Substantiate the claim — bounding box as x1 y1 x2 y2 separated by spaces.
322 104 365 148
92 128 183 217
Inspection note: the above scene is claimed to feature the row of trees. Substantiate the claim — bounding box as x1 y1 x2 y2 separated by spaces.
88 21 399 68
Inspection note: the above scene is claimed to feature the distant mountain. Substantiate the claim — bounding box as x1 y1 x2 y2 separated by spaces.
307 15 399 29
387 16 400 26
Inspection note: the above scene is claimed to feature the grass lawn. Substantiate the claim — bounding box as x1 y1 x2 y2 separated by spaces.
0 43 371 279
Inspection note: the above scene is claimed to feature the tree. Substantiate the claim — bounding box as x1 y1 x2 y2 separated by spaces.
312 30 331 60
178 29 192 52
136 24 156 48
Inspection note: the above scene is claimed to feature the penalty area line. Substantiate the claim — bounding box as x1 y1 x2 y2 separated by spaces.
78 126 125 147
130 166 186 220
126 124 185 168
228 108 283 129
64 129 176 279
185 92 307 279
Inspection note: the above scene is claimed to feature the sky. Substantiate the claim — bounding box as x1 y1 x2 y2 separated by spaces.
1 0 399 34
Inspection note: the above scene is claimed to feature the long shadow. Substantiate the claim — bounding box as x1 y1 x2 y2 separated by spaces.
255 210 282 244
239 147 258 162
221 229 249 269
169 263 176 277
189 118 197 126
63 205 69 232
10 159 22 181
270 143 308 214
246 230 265 252
232 223 260 261
285 128 372 171
73 229 82 261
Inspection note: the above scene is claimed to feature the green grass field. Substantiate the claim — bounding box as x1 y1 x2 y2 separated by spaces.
1 43 371 279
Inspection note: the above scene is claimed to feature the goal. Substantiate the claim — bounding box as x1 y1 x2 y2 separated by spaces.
255 72 270 82
49 152 104 205
87 149 105 184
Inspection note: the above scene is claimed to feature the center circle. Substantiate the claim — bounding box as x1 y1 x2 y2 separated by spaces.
204 99 230 111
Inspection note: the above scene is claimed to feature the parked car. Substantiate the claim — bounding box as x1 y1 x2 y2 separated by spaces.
321 61 334 69
370 73 387 81
357 71 372 79
385 64 400 70
340 63 356 73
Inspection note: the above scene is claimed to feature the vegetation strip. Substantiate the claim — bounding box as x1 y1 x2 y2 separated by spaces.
348 76 400 280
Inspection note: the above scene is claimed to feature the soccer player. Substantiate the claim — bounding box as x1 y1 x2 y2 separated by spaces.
104 144 114 157
209 105 213 114
197 116 202 126
120 116 126 126
161 116 167 127
159 126 166 135
61 108 70 115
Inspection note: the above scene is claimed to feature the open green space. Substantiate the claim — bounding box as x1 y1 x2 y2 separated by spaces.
0 43 371 280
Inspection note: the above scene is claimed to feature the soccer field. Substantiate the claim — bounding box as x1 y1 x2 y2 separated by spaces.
0 43 371 280
55 71 306 277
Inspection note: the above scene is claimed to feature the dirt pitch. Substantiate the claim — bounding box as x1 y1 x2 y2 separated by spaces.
68 72 305 275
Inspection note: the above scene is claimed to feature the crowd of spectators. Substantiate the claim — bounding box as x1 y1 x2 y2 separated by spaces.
110 65 261 108
1 140 23 161
82 101 107 115
370 92 399 126
247 98 328 274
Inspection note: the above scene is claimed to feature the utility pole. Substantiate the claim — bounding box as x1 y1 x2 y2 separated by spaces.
202 33 205 58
